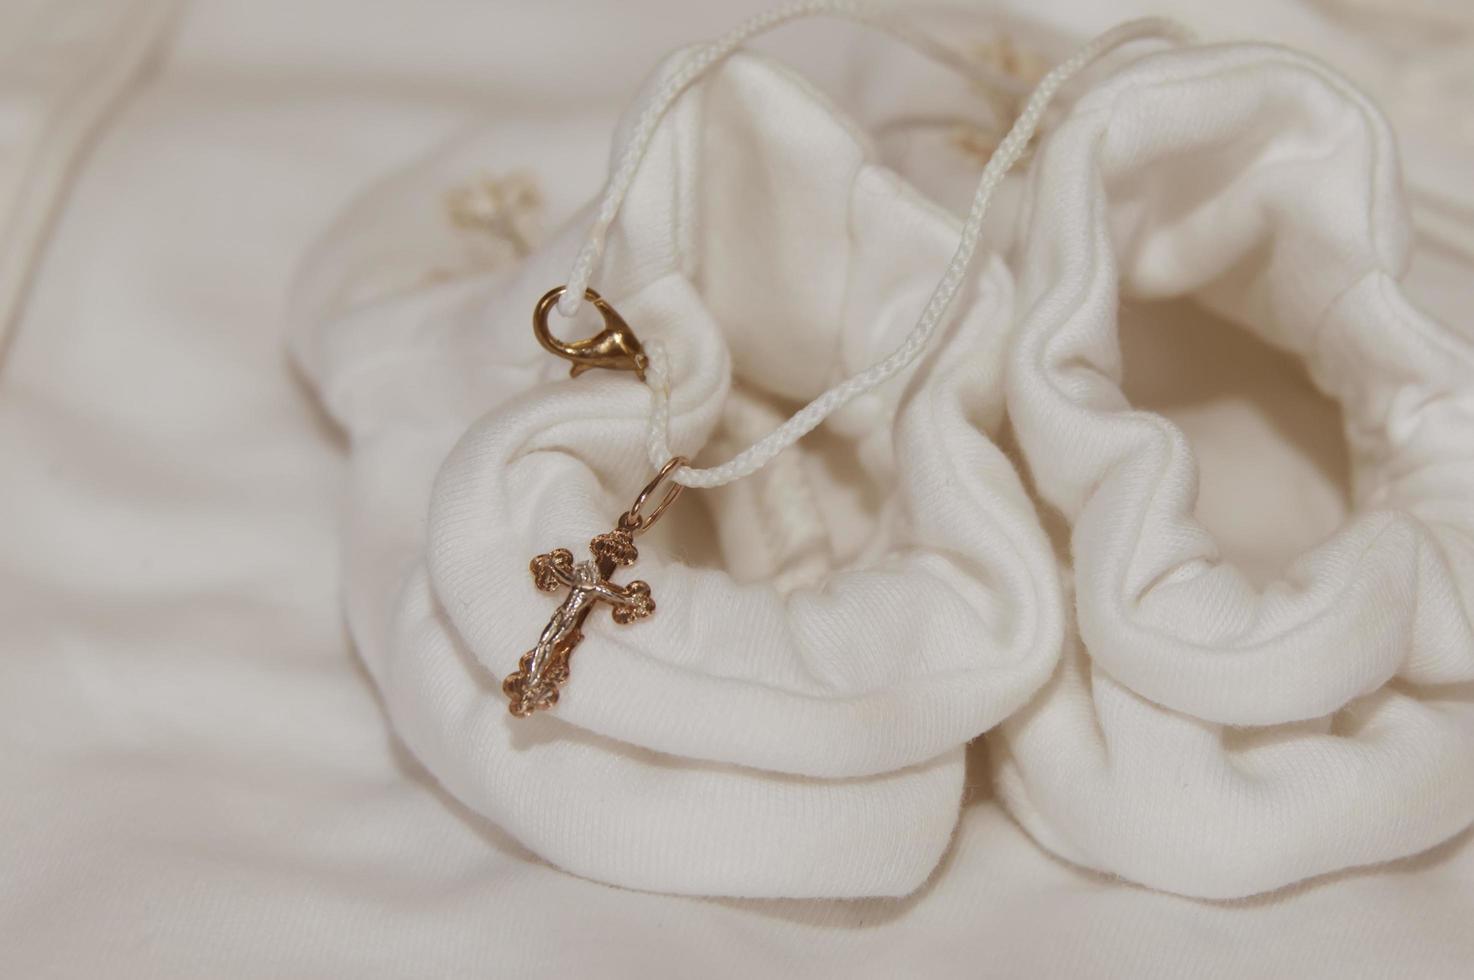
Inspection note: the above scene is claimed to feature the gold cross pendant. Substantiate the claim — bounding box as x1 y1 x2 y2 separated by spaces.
503 454 686 717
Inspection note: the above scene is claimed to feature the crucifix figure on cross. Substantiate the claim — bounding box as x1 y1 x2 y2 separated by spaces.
502 527 655 717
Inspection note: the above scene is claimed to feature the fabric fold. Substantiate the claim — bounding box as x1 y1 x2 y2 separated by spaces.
995 43 1474 899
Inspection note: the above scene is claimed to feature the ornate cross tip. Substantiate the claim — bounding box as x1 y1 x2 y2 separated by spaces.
502 528 656 717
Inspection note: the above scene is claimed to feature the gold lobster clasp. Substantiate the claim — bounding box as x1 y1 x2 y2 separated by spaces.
532 285 648 381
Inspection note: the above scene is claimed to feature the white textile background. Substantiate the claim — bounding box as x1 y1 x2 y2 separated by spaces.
2 0 1472 977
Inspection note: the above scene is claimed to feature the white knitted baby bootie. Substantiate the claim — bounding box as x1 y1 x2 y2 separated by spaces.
290 29 1074 896
992 42 1474 899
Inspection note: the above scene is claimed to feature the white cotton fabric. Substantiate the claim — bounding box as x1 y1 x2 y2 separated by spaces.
291 50 1060 898
10 2 1474 977
0 0 176 355
993 42 1474 899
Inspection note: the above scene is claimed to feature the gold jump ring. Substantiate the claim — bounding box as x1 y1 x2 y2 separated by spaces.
619 456 688 533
